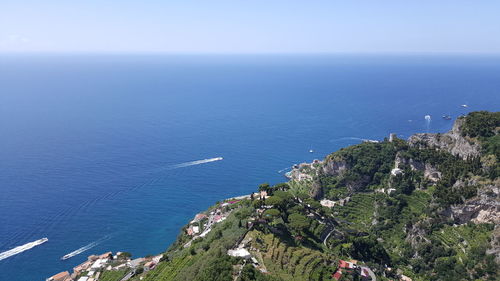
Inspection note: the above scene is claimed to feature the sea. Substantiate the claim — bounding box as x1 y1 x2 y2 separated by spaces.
0 54 499 281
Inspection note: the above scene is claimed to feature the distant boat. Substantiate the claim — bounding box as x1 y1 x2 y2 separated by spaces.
309 149 314 153
61 254 72 260
442 115 451 120
461 104 468 108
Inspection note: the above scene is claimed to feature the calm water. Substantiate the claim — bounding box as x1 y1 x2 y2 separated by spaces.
0 55 499 281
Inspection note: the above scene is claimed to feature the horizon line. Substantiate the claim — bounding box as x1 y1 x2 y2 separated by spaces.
1 51 500 56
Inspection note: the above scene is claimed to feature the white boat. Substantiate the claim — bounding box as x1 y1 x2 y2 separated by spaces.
309 149 314 153
461 104 468 108
61 254 72 260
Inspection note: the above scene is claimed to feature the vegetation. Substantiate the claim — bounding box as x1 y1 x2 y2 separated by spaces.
99 270 128 281
105 111 499 281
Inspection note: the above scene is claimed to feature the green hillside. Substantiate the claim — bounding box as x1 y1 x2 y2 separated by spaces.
91 111 500 281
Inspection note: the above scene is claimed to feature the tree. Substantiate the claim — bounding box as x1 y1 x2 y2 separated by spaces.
265 196 284 208
288 213 310 235
263 208 281 220
118 252 132 259
273 183 290 191
259 183 270 192
253 199 263 209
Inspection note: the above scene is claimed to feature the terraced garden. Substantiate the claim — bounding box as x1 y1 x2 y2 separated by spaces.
432 224 494 260
333 193 378 231
138 255 192 281
402 190 432 215
248 231 333 281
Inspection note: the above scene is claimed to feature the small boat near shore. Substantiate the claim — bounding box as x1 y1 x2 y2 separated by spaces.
442 115 451 120
61 254 72 260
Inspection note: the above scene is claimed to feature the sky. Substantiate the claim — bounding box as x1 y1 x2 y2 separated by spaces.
1 0 500 54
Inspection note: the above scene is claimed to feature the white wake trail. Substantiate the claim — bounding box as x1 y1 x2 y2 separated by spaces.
278 167 291 173
0 238 48 261
168 157 223 169
61 236 110 260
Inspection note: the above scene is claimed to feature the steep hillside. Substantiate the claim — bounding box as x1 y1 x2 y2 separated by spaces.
50 111 499 281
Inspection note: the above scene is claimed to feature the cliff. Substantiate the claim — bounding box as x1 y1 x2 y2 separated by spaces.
49 111 499 281
408 117 481 159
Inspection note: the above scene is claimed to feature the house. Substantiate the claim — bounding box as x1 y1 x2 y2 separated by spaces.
227 248 251 259
46 271 72 281
320 199 336 208
99 252 113 259
214 215 225 223
144 261 156 271
332 270 342 281
338 259 355 269
73 261 91 275
90 258 108 269
128 257 145 268
76 277 88 281
152 254 163 263
191 213 207 223
187 225 200 236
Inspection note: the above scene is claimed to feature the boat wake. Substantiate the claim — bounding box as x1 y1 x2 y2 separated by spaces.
329 137 367 143
168 157 223 169
0 238 48 261
330 137 378 143
61 236 110 260
278 167 291 173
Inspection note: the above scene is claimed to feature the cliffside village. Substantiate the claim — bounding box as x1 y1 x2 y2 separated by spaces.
46 251 163 281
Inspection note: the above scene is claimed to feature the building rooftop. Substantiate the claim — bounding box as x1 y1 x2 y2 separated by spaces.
47 271 71 281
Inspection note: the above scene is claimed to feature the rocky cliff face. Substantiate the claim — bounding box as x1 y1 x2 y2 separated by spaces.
321 159 349 177
408 118 480 159
394 152 442 182
446 181 500 225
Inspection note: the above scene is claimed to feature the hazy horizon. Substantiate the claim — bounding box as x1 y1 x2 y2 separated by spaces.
2 1 500 54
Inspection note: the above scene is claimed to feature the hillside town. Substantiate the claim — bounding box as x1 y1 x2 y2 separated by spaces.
46 251 163 281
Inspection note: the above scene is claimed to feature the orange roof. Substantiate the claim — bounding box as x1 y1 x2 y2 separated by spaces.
99 252 112 259
49 271 70 281
338 259 354 269
332 270 342 280
195 214 207 219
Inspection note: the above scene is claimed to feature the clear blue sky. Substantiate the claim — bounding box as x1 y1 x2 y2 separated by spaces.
1 0 499 53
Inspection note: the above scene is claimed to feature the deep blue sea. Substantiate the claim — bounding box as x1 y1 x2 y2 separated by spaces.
0 55 499 281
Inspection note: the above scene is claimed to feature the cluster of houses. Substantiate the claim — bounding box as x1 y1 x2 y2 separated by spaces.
185 198 247 238
46 252 163 281
332 259 376 281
